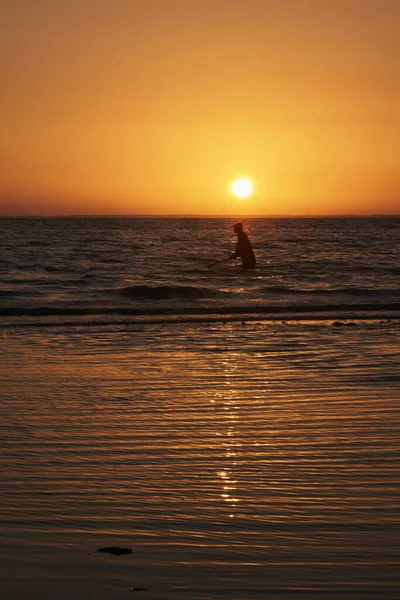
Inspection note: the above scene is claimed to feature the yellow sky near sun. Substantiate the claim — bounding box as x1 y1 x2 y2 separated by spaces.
0 0 399 216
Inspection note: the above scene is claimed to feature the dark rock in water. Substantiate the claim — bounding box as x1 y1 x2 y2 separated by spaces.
130 588 148 592
332 321 345 327
97 546 133 555
345 322 357 327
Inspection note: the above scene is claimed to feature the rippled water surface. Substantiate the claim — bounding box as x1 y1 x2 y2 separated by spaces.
1 217 399 323
1 320 399 599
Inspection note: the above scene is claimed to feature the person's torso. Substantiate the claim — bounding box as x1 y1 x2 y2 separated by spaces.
237 232 254 259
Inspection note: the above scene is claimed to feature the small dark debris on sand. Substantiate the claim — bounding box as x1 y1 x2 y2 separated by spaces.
96 546 133 555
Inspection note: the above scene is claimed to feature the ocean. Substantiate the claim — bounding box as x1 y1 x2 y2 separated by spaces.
0 217 399 599
1 217 399 324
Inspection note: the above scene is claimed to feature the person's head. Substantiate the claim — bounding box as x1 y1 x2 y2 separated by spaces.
233 222 243 233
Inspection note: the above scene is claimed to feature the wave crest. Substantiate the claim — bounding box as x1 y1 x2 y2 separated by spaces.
111 284 222 299
263 286 400 297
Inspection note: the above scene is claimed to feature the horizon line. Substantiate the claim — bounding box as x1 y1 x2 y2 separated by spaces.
0 213 399 219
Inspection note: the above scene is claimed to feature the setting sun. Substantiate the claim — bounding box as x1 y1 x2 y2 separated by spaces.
232 179 253 199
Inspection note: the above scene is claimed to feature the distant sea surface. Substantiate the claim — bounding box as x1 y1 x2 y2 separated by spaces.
1 217 399 324
1 217 399 599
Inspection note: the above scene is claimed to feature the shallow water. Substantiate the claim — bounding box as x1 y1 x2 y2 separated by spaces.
1 217 399 324
0 320 399 599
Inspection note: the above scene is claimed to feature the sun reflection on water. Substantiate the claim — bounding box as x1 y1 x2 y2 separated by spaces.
214 355 245 518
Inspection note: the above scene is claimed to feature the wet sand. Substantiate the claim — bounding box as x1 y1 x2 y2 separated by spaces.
0 320 399 599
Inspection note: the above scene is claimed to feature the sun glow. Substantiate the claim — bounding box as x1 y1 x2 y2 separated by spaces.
232 178 253 199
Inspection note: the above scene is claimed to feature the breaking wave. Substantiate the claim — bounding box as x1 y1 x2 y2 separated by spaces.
1 302 399 320
110 284 225 299
262 286 400 297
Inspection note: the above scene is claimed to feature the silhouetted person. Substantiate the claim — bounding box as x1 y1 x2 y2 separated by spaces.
230 223 256 269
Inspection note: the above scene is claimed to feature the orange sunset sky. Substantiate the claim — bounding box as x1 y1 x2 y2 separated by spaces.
0 0 399 216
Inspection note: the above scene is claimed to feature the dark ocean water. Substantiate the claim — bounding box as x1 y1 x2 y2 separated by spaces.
0 217 399 324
